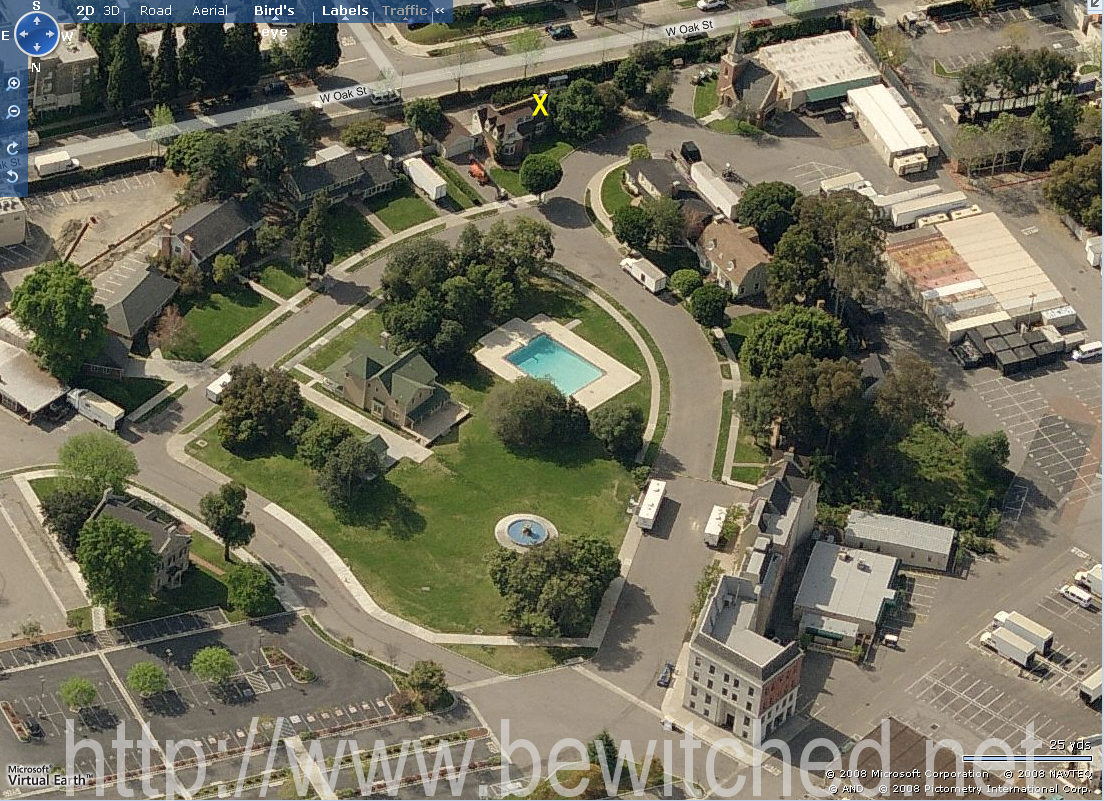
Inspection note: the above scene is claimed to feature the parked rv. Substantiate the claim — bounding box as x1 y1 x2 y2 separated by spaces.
206 372 233 404
403 158 447 202
636 480 667 531
34 150 80 177
620 257 667 294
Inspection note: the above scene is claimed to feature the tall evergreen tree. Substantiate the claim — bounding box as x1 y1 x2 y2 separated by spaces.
291 23 341 72
292 197 334 279
179 24 225 96
150 23 180 104
106 25 148 110
83 23 122 85
225 24 262 90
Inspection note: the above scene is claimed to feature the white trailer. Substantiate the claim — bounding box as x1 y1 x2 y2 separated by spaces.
703 505 727 547
890 191 968 229
636 480 667 531
1085 236 1102 268
206 372 233 404
980 628 1036 669
67 389 124 431
869 183 942 220
402 159 447 202
993 611 1053 654
1079 668 1102 704
620 257 667 293
34 150 80 177
819 171 870 195
1075 564 1102 597
689 162 742 218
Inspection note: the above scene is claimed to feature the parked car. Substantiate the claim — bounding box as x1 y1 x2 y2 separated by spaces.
656 662 675 688
680 140 702 164
1061 584 1095 609
749 17 773 27
120 113 146 128
544 23 575 39
697 0 725 10
262 80 290 97
370 88 401 105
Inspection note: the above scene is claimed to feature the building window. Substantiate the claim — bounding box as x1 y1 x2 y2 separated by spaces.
690 686 698 697
692 672 699 682
744 716 750 726
689 701 696 710
694 657 701 667
746 702 752 711
748 687 754 696
705 694 712 704
742 729 748 738
723 673 729 683
707 680 713 690
722 689 728 698
708 665 715 675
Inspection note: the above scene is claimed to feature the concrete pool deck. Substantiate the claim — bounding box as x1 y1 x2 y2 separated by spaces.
475 315 640 410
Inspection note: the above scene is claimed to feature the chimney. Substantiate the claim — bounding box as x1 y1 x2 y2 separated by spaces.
181 233 195 264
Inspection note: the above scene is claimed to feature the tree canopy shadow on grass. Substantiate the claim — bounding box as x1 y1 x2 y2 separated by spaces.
335 478 425 540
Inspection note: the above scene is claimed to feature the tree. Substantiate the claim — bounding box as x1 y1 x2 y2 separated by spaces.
643 68 675 112
151 304 198 358
20 620 43 644
735 182 800 250
382 237 453 302
485 377 589 451
178 24 225 96
739 305 846 378
403 97 448 141
148 103 177 159
199 482 255 562
614 58 650 98
1043 146 1102 233
404 661 449 709
1003 21 1029 48
809 357 866 452
1032 93 1082 161
958 63 994 106
873 28 910 70
190 646 238 684
964 430 1010 482
317 436 383 511
510 29 545 79
589 403 645 464
446 40 478 93
554 79 609 142
293 197 334 278
642 195 684 249
225 24 262 90
77 517 158 613
611 205 653 250
59 677 97 711
164 130 242 200
291 23 341 72
669 269 703 298
689 284 729 327
519 153 563 200
151 24 180 104
40 482 101 555
964 0 994 15
255 222 286 256
628 144 651 161
230 115 308 191
296 417 354 469
127 662 168 698
588 730 619 769
212 253 239 285
11 261 107 381
224 564 276 617
218 364 305 451
58 431 138 496
874 352 952 436
340 118 388 152
106 25 148 110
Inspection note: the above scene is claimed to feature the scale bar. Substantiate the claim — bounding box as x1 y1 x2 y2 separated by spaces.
963 755 1093 762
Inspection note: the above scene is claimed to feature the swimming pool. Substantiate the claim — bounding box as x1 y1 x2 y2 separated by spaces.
506 334 603 396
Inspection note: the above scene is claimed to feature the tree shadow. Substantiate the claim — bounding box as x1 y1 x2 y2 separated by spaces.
337 478 426 540
591 580 653 672
143 691 188 718
537 196 590 229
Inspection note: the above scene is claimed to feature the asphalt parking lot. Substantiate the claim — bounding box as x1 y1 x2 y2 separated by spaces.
24 172 161 213
926 6 1080 70
871 572 941 663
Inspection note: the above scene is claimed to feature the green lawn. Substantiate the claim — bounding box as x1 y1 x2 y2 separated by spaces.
707 117 766 137
326 203 383 260
732 421 768 465
599 167 631 217
694 78 719 118
165 284 276 362
730 464 765 484
254 260 306 299
724 313 768 363
400 6 559 45
191 279 645 634
302 310 385 373
364 181 439 233
432 157 484 210
189 534 235 573
491 140 573 198
75 377 169 413
446 644 595 675
712 390 732 481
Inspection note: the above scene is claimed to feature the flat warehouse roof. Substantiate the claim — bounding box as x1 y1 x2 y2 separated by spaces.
845 510 956 556
759 32 879 94
847 85 927 154
795 541 898 625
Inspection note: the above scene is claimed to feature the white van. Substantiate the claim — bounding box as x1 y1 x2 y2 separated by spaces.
1060 584 1095 609
1071 341 1102 362
205 372 233 404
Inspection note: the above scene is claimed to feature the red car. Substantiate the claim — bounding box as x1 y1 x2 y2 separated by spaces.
749 17 773 28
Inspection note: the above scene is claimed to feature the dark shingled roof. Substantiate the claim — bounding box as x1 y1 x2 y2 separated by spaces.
97 265 179 340
171 199 263 264
90 493 190 556
386 126 421 159
631 158 686 197
285 150 366 199
360 153 397 192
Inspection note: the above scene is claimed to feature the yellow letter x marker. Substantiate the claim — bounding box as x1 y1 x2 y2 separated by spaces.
532 93 549 117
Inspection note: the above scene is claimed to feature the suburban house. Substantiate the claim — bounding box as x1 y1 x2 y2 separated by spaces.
161 199 264 270
386 126 424 162
625 158 687 200
282 145 381 212
474 97 549 166
326 340 453 430
695 220 770 299
88 492 193 593
93 256 179 346
434 115 484 160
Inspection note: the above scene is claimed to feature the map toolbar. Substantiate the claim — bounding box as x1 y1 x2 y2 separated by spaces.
11 0 452 23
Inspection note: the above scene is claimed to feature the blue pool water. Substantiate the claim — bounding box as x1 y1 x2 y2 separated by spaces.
506 335 603 396
506 519 549 546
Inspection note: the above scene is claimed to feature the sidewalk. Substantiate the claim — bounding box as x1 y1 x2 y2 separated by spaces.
585 158 630 234
300 384 433 465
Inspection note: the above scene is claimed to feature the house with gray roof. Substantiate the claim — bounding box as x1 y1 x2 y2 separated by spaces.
88 492 192 593
625 158 687 200
685 574 803 744
326 340 452 430
93 260 179 345
281 146 400 212
841 510 957 572
386 125 423 161
161 199 263 269
794 541 899 648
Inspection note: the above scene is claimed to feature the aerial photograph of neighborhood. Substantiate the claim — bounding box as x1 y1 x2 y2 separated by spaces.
0 0 1099 795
